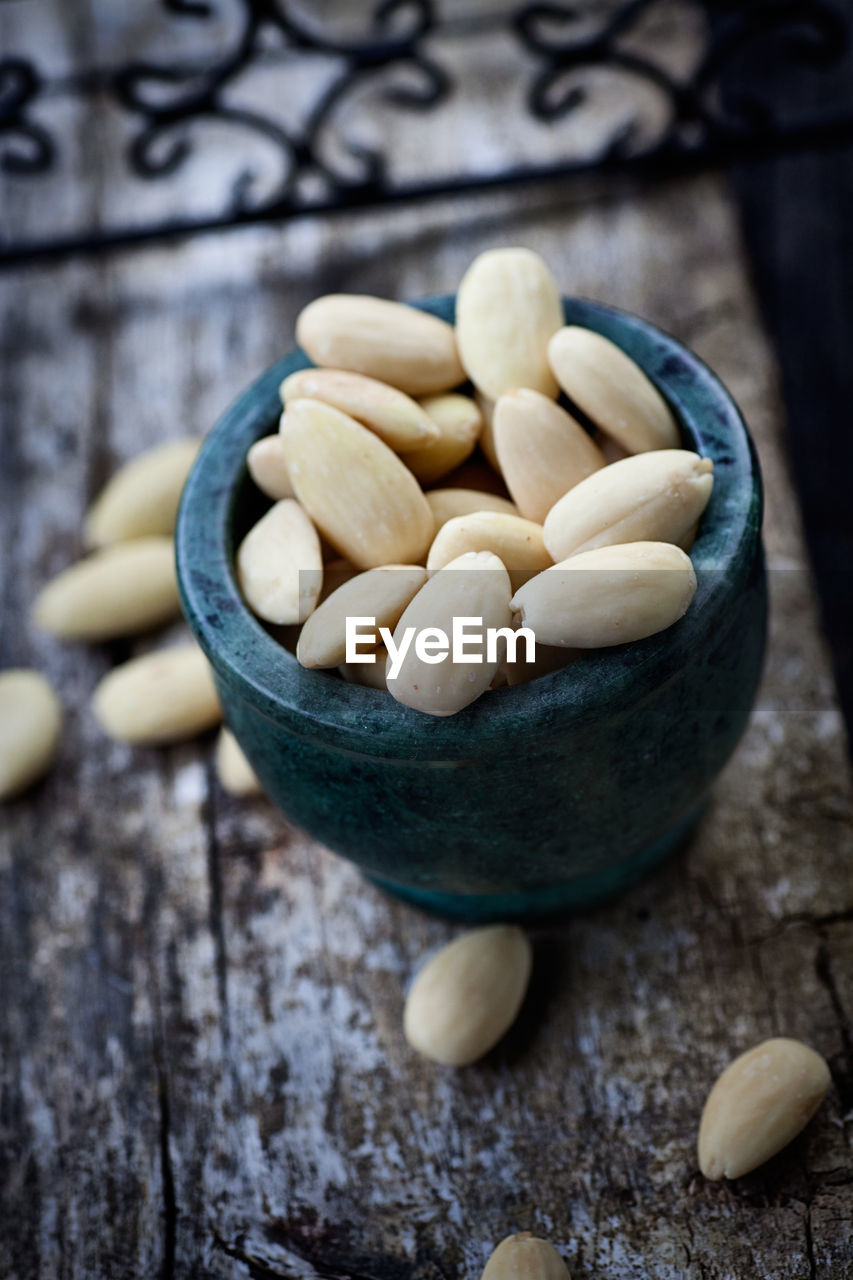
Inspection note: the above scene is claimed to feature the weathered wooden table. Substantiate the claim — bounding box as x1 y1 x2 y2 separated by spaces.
2 8 853 1279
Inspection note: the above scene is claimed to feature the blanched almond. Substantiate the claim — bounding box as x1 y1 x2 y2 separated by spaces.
33 537 180 641
297 565 427 668
237 499 323 625
92 643 221 745
428 511 551 592
295 295 464 395
215 727 262 797
511 542 697 647
481 1233 571 1280
426 488 517 530
247 434 295 500
456 248 563 399
494 389 606 522
405 394 482 484
386 551 513 716
543 449 714 561
476 392 501 471
0 670 62 800
84 438 201 547
698 1038 831 1180
280 399 434 568
404 924 532 1065
548 326 679 453
280 368 438 453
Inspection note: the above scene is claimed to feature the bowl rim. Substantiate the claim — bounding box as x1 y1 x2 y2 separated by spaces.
176 294 763 761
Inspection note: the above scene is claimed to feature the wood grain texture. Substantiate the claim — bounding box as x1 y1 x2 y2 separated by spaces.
1 7 852 1279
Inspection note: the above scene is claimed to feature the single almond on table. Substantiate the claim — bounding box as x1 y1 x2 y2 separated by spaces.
543 449 714 562
481 1233 571 1279
405 394 483 484
386 551 513 717
698 1037 831 1180
0 670 63 801
295 294 464 396
428 511 551 593
548 326 679 453
511 541 697 648
280 399 434 569
247 433 296 500
297 565 427 669
494 388 606 522
404 924 532 1065
215 727 262 797
426 488 518 530
92 643 222 745
84 438 201 547
237 498 323 625
33 537 181 641
456 247 564 399
280 368 438 453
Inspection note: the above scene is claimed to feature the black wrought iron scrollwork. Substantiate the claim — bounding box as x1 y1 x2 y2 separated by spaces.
0 58 54 176
1 0 853 266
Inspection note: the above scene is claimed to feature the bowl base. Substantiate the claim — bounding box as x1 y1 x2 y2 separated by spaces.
366 805 703 922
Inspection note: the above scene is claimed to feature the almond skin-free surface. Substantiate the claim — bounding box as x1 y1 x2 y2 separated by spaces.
280 398 434 568
0 670 62 800
404 925 532 1065
295 294 464 395
698 1038 831 1180
480 1233 571 1279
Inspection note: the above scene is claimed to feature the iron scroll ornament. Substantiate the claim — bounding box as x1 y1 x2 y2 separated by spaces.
1 0 852 266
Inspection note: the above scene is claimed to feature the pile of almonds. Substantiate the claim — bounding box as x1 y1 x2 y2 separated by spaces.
239 247 714 716
0 436 262 801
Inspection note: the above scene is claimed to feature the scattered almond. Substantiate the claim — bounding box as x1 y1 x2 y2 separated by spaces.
0 670 63 800
33 537 181 641
698 1037 831 1180
93 643 222 745
84 438 201 547
404 924 532 1065
215 727 262 797
481 1233 571 1280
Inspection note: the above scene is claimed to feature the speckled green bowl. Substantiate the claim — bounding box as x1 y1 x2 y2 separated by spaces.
176 296 766 921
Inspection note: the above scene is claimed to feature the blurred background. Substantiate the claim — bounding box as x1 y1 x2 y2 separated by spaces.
2 3 853 1277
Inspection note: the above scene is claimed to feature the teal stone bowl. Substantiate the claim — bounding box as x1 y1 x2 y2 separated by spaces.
176 296 767 921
